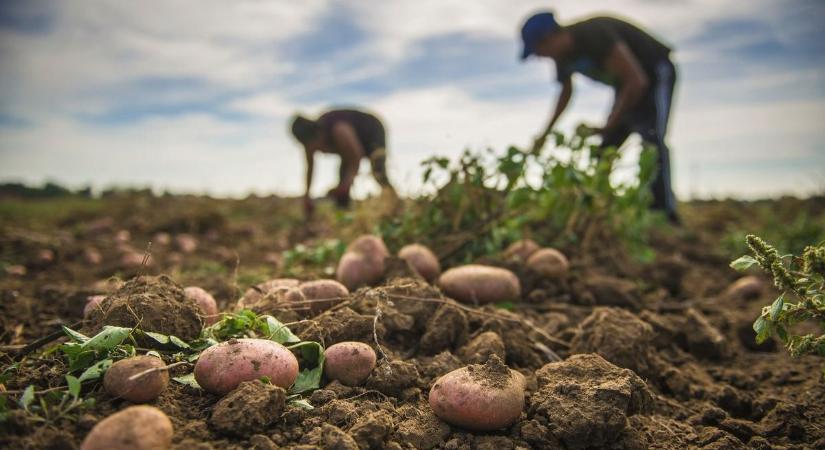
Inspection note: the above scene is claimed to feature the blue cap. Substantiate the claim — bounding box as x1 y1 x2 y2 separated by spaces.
520 12 559 61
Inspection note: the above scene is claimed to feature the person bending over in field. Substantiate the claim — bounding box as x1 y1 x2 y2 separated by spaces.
290 108 396 217
520 11 680 223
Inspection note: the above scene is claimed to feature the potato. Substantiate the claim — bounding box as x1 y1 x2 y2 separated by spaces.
194 338 299 395
184 286 220 325
526 248 570 279
298 280 349 315
398 244 441 282
428 356 525 431
175 233 198 253
81 405 173 450
348 234 390 263
437 265 521 304
83 295 107 318
103 356 169 403
324 341 376 386
504 239 540 261
723 275 763 300
336 235 389 289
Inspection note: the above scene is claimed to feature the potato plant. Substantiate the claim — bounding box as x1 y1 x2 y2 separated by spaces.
732 235 825 371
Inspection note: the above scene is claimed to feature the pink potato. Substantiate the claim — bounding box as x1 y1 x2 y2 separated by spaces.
437 265 521 304
83 295 107 318
347 235 390 263
81 405 173 450
194 338 299 395
428 356 525 431
175 233 198 254
103 356 169 403
323 342 376 386
297 279 349 315
336 235 389 290
184 286 220 325
504 239 540 262
526 248 570 279
723 275 764 300
398 244 441 283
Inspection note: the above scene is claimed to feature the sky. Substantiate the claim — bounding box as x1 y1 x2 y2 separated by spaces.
1 0 824 200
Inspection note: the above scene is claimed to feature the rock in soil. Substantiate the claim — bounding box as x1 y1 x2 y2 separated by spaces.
86 274 203 341
209 380 286 436
529 354 654 450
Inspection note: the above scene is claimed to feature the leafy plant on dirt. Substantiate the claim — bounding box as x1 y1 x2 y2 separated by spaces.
281 239 346 277
732 235 825 371
380 126 659 265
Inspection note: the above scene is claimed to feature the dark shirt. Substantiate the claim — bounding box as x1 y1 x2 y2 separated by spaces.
317 109 386 156
556 17 671 87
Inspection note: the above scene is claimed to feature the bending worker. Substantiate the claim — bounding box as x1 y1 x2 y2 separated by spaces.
290 108 395 216
521 11 680 223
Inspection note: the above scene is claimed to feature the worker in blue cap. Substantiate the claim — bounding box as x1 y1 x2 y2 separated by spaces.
520 11 679 223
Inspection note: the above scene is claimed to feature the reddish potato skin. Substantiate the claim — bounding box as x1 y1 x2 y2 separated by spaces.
298 280 349 315
83 295 107 318
526 248 570 279
348 235 389 263
398 244 441 282
103 356 169 403
81 405 173 450
324 342 376 386
336 235 389 289
194 338 299 395
504 239 540 262
428 366 525 431
723 275 764 300
437 265 521 304
184 286 220 325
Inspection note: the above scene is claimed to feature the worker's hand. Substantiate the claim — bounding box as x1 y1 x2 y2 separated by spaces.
576 123 602 138
302 195 315 218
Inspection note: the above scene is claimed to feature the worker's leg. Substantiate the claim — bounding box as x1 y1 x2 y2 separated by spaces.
647 61 678 222
369 148 396 195
597 124 632 160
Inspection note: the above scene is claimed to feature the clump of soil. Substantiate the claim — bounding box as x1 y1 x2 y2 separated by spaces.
209 380 286 436
529 353 654 450
569 307 656 375
457 331 506 364
466 354 514 390
86 275 203 341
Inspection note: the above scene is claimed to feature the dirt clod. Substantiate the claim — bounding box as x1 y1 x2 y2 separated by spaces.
209 380 286 436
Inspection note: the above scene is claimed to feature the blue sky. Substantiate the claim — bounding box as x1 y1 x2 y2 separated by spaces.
1 0 824 199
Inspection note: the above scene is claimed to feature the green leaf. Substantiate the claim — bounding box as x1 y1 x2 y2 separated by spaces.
18 385 35 410
753 317 771 344
62 326 90 343
730 255 759 271
78 358 113 382
289 398 314 410
287 341 325 394
65 375 81 399
770 294 785 321
82 326 131 353
172 373 201 389
263 316 301 344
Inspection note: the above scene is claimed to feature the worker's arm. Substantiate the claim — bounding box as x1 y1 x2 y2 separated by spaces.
533 78 573 152
330 122 365 192
602 41 649 133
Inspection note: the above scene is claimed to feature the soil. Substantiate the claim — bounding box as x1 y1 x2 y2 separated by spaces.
1 194 824 449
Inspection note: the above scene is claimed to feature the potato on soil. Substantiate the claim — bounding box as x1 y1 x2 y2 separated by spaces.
723 275 764 300
504 239 540 261
80 405 173 450
184 286 220 325
83 295 107 318
298 279 350 315
526 248 570 279
398 244 441 282
437 264 521 304
336 235 389 289
324 341 377 386
238 278 300 309
103 355 169 403
428 355 525 431
194 338 299 395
